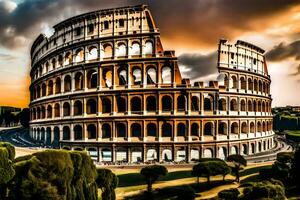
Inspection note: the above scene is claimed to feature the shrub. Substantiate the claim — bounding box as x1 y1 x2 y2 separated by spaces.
96 168 118 200
218 188 240 200
140 165 168 193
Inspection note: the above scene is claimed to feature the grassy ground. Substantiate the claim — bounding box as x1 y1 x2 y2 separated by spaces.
101 162 273 200
285 130 300 142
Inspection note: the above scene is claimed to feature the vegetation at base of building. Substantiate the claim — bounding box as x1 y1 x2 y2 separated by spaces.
0 108 29 128
218 188 240 200
226 155 247 183
272 107 300 133
96 168 118 200
140 165 168 193
191 158 231 185
0 142 118 200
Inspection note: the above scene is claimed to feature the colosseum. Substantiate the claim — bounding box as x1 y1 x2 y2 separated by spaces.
29 4 274 163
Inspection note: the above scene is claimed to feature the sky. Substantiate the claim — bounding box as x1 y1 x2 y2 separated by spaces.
0 0 300 108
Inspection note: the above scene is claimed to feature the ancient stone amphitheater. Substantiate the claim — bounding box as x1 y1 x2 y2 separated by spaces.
29 5 274 163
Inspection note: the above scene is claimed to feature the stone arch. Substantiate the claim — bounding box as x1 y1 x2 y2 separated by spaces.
47 105 52 118
74 125 83 140
103 44 113 58
191 96 199 111
204 95 213 111
218 98 226 111
64 75 72 92
63 102 70 116
87 98 97 114
64 52 72 65
130 42 140 56
54 103 60 117
118 68 127 86
230 75 238 88
53 127 60 147
218 122 227 135
250 122 255 133
240 76 246 90
147 123 157 137
257 121 262 132
204 122 214 135
231 122 239 134
42 83 46 96
203 148 213 158
132 67 142 85
116 42 127 57
131 96 142 112
144 41 153 55
48 80 53 95
242 144 248 155
103 69 112 87
116 123 126 138
131 123 142 137
162 95 172 111
162 122 172 137
74 48 84 62
162 66 172 84
146 96 156 112
241 122 248 133
87 70 98 89
87 46 98 60
102 123 111 139
55 77 61 94
63 126 70 140
191 123 199 136
230 99 238 111
177 123 186 137
74 100 83 116
146 149 157 161
218 147 227 160
87 124 97 139
75 72 84 90
177 95 186 112
248 100 253 112
230 146 238 155
146 67 157 84
102 98 111 113
117 96 126 113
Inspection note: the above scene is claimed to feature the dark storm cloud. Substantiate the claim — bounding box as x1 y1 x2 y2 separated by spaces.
266 40 300 61
178 52 218 80
0 0 299 49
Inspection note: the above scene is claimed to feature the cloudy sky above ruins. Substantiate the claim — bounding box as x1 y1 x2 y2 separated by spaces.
0 0 300 107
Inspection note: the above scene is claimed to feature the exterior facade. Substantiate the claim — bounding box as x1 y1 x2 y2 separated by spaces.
29 5 274 163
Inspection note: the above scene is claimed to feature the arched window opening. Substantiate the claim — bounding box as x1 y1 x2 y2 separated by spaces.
162 67 172 84
103 70 112 87
63 102 70 116
117 123 126 137
75 49 84 62
73 101 83 116
42 83 46 96
248 78 253 91
144 41 153 55
87 124 97 139
102 98 111 114
48 80 53 95
116 43 126 57
240 77 246 90
257 122 262 132
177 95 186 112
54 103 60 117
146 96 156 112
118 69 127 86
87 70 98 89
147 123 157 137
162 96 172 111
204 97 212 111
117 97 126 113
191 123 199 136
130 42 140 56
218 99 226 111
230 99 238 111
191 96 199 111
147 67 157 84
240 100 246 111
254 79 258 91
162 123 172 137
258 101 262 112
63 126 70 140
177 123 186 137
218 122 227 135
132 68 142 85
131 97 142 113
250 122 255 133
231 76 238 89
74 125 83 140
58 55 63 67
64 52 72 65
102 123 111 138
47 105 52 118
241 122 248 133
75 72 83 90
64 75 72 92
103 44 112 58
248 100 253 112
55 78 61 94
204 122 213 136
41 106 45 118
231 122 238 134
131 123 142 137
88 46 98 60
87 99 97 114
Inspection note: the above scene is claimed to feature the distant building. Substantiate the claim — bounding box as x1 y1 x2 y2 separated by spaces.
0 106 21 115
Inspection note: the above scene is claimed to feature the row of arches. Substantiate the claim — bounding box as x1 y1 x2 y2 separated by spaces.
33 40 155 80
223 74 270 95
31 120 272 142
31 65 174 100
57 138 274 162
31 94 271 119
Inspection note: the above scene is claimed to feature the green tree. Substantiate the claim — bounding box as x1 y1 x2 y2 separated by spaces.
192 160 230 185
218 188 240 200
240 179 286 200
96 168 118 200
0 142 15 199
227 154 247 182
140 165 168 193
8 150 98 200
291 145 300 186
